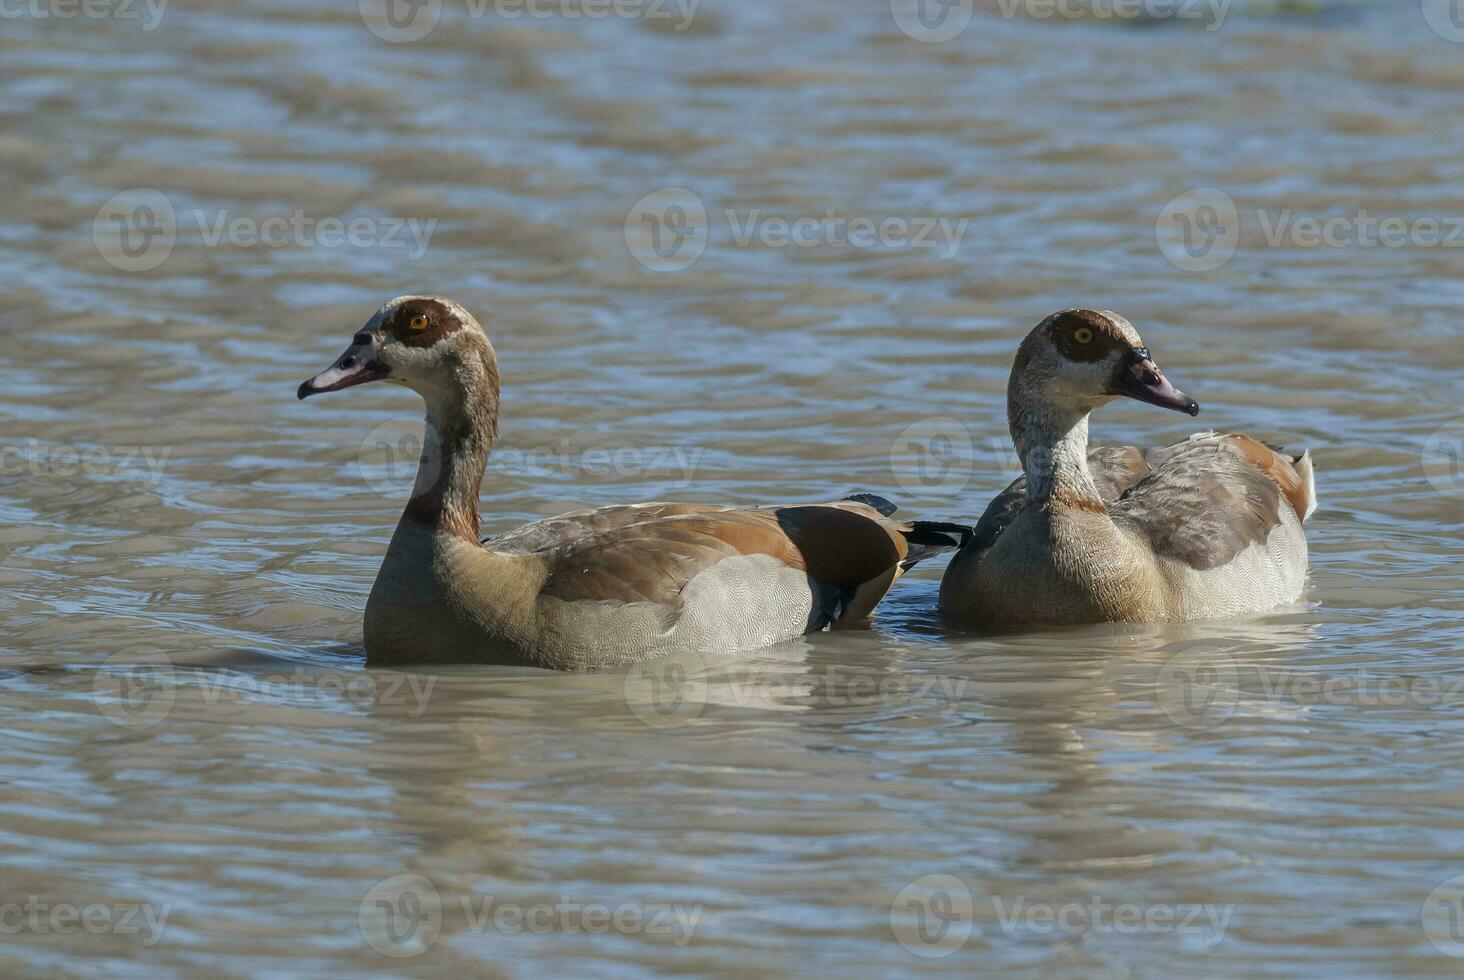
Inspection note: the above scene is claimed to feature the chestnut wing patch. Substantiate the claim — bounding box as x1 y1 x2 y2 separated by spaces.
540 512 804 607
1220 433 1311 523
538 505 906 608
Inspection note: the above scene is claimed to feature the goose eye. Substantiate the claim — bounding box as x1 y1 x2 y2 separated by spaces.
409 314 430 332
1073 327 1094 344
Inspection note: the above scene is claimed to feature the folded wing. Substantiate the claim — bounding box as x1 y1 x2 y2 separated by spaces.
1111 433 1312 571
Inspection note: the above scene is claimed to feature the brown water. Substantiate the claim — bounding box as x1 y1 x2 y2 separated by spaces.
3 0 1464 975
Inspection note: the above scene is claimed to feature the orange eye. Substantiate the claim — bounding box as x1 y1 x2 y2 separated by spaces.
409 314 430 331
1073 327 1093 344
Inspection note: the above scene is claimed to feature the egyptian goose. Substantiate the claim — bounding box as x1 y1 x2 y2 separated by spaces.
939 309 1316 627
299 295 967 669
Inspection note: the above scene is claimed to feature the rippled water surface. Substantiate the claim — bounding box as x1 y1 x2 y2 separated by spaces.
3 0 1464 975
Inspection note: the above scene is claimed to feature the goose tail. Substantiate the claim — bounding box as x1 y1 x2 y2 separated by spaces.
840 492 971 568
1292 449 1317 522
898 520 973 569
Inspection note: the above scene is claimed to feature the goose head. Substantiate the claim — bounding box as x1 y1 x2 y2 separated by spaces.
297 295 498 414
1010 309 1198 420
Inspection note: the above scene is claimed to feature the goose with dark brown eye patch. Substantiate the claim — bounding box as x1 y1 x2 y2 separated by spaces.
940 307 1317 628
295 294 971 669
1050 309 1129 365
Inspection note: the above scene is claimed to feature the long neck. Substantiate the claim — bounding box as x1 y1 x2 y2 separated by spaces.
402 352 500 541
1008 384 1106 513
